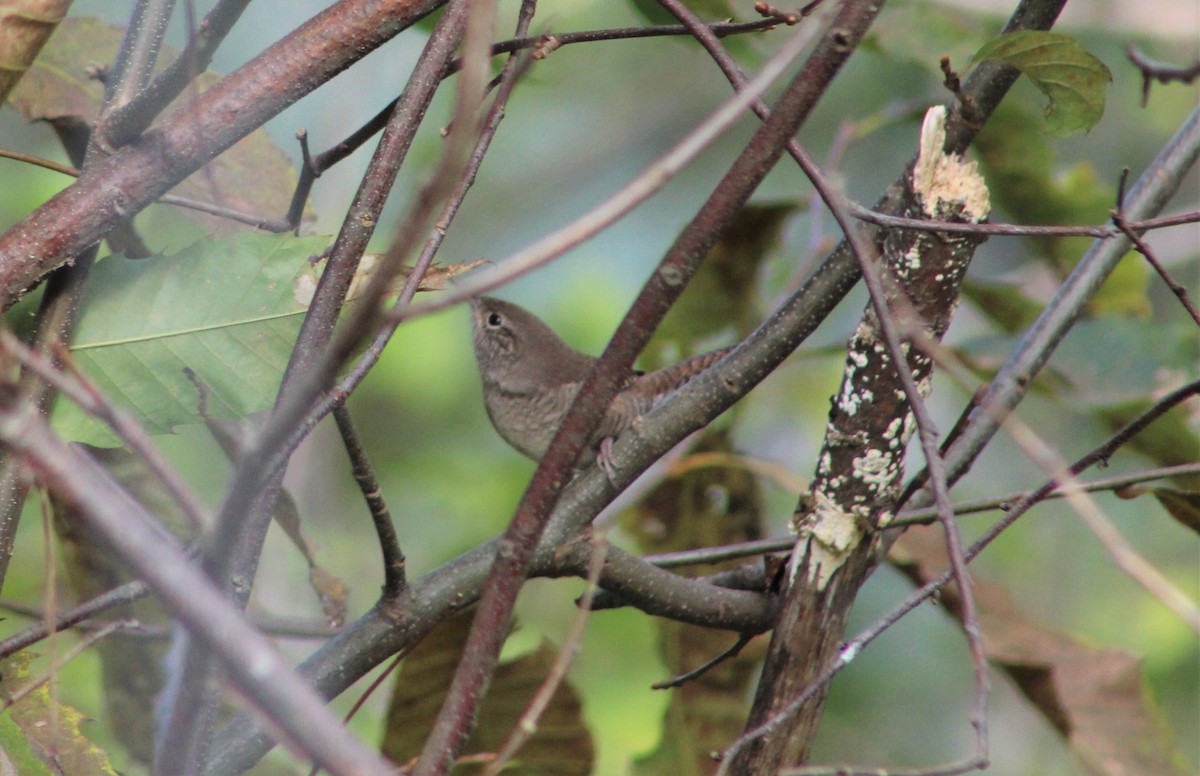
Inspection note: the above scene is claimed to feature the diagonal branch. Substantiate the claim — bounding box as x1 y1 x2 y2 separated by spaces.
909 104 1200 508
201 1 1090 770
0 0 446 310
412 5 886 773
153 4 474 768
0 396 394 776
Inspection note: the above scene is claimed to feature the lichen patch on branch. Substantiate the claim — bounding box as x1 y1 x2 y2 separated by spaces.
793 491 864 588
912 106 991 222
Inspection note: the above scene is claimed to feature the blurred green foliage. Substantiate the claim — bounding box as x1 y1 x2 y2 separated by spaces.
0 0 1195 773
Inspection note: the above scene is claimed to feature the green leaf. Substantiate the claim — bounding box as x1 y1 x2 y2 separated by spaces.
973 103 1116 273
970 31 1112 135
51 233 328 446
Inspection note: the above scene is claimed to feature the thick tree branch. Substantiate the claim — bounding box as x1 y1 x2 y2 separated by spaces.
201 1 1114 770
0 0 445 310
908 104 1200 509
0 397 393 776
412 5 884 773
153 4 472 768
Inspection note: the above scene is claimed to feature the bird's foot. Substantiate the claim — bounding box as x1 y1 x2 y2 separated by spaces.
597 436 619 487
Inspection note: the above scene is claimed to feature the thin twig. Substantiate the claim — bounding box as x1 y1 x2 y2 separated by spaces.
333 405 406 598
443 18 782 76
306 645 413 776
1 619 139 709
629 460 1200 570
1110 210 1200 326
720 378 1200 765
784 758 990 776
850 199 1200 237
0 580 150 658
939 56 980 128
890 461 1200 527
652 632 755 690
482 535 609 776
0 596 339 646
4 148 1194 239
1125 45 1200 107
0 150 303 231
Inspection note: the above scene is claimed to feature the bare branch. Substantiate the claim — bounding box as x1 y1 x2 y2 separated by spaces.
155 5 474 766
413 6 883 772
1126 45 1200 107
909 105 1200 509
0 397 394 775
334 405 406 599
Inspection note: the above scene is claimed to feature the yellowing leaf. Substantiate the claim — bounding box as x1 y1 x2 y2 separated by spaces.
0 653 119 775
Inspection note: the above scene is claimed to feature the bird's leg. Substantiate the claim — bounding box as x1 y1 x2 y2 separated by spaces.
596 436 619 486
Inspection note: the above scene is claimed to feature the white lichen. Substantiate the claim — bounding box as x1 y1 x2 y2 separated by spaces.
792 490 864 589
912 106 991 222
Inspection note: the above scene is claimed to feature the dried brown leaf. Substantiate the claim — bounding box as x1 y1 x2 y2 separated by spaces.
382 610 593 774
891 525 1190 776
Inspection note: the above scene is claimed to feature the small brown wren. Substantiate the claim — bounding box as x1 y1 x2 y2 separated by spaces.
469 296 726 474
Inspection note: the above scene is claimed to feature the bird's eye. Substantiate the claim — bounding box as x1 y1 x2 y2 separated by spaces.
487 312 503 327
